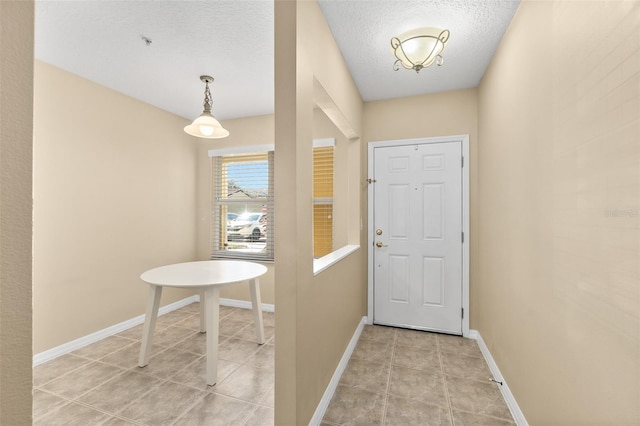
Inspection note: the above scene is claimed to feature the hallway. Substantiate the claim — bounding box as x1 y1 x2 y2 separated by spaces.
322 325 514 425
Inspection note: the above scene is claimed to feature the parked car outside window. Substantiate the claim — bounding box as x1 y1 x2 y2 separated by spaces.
227 212 267 242
226 212 238 225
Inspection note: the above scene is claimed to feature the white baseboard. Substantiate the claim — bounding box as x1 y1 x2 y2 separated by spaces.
32 295 273 367
309 316 367 426
219 297 275 313
33 295 199 366
469 329 528 426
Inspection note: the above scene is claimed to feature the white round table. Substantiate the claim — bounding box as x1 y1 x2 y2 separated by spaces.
138 260 268 386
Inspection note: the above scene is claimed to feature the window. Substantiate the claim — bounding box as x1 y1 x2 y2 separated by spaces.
313 139 334 258
210 149 274 262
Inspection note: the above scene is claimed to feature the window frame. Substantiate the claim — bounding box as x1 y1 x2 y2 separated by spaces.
209 145 275 262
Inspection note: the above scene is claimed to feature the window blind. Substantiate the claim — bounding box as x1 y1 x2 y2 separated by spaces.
210 151 274 261
313 145 334 258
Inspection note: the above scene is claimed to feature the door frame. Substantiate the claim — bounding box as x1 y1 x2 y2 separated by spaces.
367 135 470 337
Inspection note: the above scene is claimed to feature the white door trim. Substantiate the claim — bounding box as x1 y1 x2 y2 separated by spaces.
367 135 470 337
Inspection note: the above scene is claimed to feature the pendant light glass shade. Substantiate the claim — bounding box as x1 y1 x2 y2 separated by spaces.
184 112 229 138
391 27 450 73
184 75 229 139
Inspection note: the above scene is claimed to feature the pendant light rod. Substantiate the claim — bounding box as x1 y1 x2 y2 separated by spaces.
184 75 229 139
200 75 213 114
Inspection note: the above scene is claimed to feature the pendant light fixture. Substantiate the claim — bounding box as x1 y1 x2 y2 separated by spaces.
391 28 450 73
184 75 229 139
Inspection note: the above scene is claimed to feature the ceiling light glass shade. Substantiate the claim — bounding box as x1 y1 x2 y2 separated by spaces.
184 112 229 139
391 27 450 73
184 75 229 139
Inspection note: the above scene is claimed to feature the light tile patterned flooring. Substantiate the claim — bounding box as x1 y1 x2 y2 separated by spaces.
321 325 515 425
33 303 275 426
34 302 514 425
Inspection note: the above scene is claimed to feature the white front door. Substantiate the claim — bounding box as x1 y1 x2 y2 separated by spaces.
372 140 463 334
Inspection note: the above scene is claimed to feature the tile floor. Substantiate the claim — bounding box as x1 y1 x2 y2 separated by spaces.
321 325 515 425
33 302 275 426
34 302 514 425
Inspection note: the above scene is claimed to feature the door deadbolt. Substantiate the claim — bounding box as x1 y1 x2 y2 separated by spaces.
376 229 383 235
375 241 388 248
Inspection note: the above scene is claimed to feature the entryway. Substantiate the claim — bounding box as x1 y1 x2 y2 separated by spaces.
367 135 469 336
321 324 515 424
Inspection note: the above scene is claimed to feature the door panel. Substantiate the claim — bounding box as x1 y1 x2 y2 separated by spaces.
373 141 462 334
423 256 444 306
423 183 444 239
389 255 410 303
389 184 410 238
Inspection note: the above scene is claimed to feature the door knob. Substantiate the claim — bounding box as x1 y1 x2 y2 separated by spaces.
375 241 388 248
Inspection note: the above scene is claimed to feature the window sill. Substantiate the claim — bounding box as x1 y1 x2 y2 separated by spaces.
313 245 360 276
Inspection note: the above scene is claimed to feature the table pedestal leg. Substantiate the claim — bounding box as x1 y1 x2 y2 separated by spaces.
204 287 220 386
199 290 206 333
249 278 265 345
138 285 162 367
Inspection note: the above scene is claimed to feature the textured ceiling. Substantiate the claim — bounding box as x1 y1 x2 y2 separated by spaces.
317 0 521 102
35 0 520 121
35 0 274 121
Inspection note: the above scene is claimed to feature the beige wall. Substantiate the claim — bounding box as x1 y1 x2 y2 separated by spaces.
0 1 34 423
478 0 640 423
22 2 640 424
33 61 197 353
364 89 479 326
195 113 276 304
274 1 365 423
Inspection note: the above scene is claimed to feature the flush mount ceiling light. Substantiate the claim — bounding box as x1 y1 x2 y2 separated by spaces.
391 27 450 73
184 75 229 139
